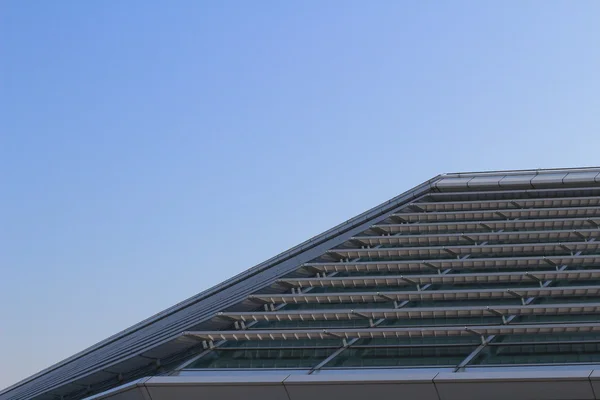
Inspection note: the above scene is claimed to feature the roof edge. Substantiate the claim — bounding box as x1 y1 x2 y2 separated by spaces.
0 174 443 396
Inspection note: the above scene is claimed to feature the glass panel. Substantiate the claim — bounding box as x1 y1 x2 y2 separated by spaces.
472 342 600 365
325 345 476 368
353 336 481 346
379 316 500 327
188 347 337 369
496 333 600 344
285 302 396 310
409 298 524 307
220 339 342 348
515 314 600 324
309 286 415 293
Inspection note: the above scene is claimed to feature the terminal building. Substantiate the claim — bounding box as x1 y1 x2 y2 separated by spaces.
3 167 600 400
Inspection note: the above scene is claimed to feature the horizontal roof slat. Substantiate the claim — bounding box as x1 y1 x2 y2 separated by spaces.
219 302 600 322
411 196 600 212
390 206 600 223
372 217 600 235
305 255 600 273
184 322 600 341
352 228 600 247
279 269 600 288
250 285 600 304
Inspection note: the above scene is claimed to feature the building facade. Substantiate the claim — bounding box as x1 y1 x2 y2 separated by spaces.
3 167 600 400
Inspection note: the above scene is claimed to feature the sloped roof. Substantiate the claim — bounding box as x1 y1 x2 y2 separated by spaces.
3 167 600 400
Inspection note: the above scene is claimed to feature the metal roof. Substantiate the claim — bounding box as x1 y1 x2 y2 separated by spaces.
3 167 600 400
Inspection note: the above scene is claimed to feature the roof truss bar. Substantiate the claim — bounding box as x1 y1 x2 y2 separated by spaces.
454 263 572 371
573 230 589 241
559 243 574 255
588 218 600 228
525 272 544 287
485 307 507 324
308 337 359 373
479 222 494 232
369 226 389 235
308 269 451 373
179 271 343 370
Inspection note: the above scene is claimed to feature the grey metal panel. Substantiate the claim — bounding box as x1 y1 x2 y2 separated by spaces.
467 176 504 190
87 371 600 400
433 177 473 191
531 172 569 188
284 372 439 400
498 174 535 189
434 370 596 400
587 369 600 399
83 379 151 400
145 376 290 400
82 388 148 400
564 171 600 186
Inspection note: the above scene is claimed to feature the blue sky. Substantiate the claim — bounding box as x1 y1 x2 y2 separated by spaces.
1 0 600 390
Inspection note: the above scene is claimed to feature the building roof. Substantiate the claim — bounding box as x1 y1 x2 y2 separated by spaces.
3 167 600 400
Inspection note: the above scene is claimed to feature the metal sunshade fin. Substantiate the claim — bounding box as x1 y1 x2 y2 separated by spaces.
351 228 600 248
304 254 600 273
328 241 599 259
249 285 600 304
278 269 600 289
218 302 600 322
372 217 600 235
409 196 600 212
389 206 600 223
184 322 600 342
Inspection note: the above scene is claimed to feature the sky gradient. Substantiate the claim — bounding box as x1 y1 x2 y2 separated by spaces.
2 1 600 390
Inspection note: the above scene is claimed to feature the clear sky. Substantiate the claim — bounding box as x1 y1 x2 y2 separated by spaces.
1 0 600 390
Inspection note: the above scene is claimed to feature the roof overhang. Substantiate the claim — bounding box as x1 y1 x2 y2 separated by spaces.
87 370 600 400
4 167 600 400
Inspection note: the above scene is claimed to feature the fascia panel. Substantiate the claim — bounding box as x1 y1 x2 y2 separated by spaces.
530 172 569 188
563 171 600 186
498 174 535 189
434 370 596 400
